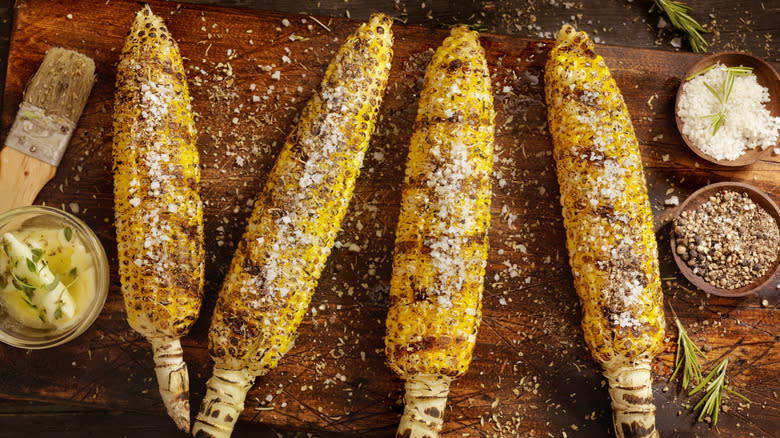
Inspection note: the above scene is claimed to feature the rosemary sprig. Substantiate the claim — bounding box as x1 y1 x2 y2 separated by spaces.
651 0 708 53
686 63 717 81
703 112 726 136
699 65 754 135
689 358 751 426
669 315 705 389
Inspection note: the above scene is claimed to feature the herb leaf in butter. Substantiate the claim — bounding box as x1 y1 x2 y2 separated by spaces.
54 305 63 320
45 274 61 292
31 248 43 263
64 227 73 242
26 258 36 273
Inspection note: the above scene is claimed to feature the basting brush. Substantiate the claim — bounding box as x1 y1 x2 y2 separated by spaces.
0 47 96 212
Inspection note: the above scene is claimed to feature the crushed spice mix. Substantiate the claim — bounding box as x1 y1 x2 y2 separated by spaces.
674 190 780 289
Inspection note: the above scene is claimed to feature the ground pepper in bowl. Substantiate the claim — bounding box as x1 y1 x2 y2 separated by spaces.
673 190 780 290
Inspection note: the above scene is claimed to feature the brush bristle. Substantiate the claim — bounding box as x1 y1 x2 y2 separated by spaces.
23 47 96 122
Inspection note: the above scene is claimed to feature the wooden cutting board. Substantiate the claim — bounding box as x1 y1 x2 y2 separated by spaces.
1 0 778 436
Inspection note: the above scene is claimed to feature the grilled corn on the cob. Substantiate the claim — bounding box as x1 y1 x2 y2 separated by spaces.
384 26 495 438
113 6 203 432
191 14 394 438
544 25 665 438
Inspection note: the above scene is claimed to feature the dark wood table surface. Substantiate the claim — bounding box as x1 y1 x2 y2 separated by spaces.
0 0 777 437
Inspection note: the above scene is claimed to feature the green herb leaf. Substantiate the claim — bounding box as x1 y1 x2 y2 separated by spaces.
726 66 754 76
31 248 43 263
38 312 46 324
9 264 35 288
64 227 73 242
703 81 723 104
0 274 7 289
22 286 35 301
9 268 37 293
652 0 708 53
69 267 78 277
21 296 35 308
26 258 36 273
722 72 736 103
695 66 754 136
44 274 61 292
689 358 751 427
687 63 717 81
704 112 726 136
11 277 23 292
54 305 63 320
670 316 706 389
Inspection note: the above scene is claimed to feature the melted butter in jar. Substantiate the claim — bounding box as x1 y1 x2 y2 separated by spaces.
0 227 97 331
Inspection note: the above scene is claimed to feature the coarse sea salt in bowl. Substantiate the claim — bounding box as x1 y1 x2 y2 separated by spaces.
675 52 780 167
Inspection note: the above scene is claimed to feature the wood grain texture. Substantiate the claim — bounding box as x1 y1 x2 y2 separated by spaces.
0 0 778 437
0 146 56 211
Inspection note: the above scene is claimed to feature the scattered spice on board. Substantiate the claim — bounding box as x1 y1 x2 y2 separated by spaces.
673 190 780 289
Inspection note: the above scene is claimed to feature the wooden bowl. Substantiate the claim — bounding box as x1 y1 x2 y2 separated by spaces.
670 182 780 297
674 52 780 167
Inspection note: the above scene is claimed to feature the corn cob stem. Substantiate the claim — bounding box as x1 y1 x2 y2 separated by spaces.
604 359 658 438
192 368 255 438
150 337 190 432
397 374 452 438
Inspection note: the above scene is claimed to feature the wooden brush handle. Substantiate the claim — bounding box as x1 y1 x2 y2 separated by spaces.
0 146 56 213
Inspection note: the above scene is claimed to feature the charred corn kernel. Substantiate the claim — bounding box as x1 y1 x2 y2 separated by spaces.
192 14 394 438
544 24 665 438
384 26 494 438
112 6 203 433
